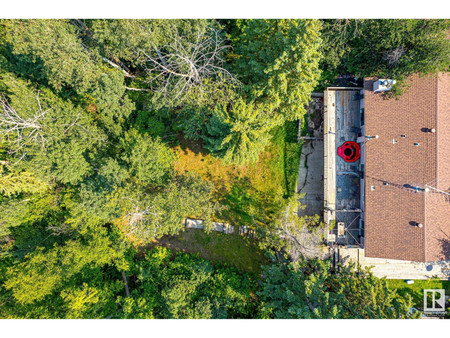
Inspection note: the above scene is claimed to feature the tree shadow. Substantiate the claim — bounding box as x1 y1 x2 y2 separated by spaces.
175 132 208 156
438 237 450 260
221 180 256 227
0 44 79 101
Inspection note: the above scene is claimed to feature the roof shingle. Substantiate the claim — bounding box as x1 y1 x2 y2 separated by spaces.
364 73 450 262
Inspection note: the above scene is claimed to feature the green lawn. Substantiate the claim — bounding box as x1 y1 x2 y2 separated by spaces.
153 228 268 274
270 120 302 198
387 279 450 309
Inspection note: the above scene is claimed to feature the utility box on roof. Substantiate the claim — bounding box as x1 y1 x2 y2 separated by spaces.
338 222 345 238
373 79 396 92
327 233 336 243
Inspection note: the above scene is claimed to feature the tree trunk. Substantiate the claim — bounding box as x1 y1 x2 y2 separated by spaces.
125 86 150 92
121 271 130 298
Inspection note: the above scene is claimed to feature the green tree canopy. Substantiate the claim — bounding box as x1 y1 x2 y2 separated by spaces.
120 129 176 187
229 19 322 121
112 174 221 243
0 74 107 185
258 259 420 319
320 19 450 91
203 99 283 165
88 19 209 67
4 234 118 304
1 19 100 93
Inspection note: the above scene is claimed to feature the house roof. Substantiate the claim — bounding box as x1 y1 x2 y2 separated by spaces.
364 73 450 262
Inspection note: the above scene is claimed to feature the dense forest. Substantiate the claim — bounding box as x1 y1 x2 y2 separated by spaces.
0 19 449 319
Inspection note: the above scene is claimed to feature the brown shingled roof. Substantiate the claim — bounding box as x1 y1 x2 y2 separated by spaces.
364 73 450 262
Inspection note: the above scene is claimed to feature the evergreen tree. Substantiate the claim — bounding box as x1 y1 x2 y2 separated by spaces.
1 19 100 93
203 99 283 165
86 70 134 136
0 74 107 184
229 19 323 121
0 169 49 198
258 259 421 319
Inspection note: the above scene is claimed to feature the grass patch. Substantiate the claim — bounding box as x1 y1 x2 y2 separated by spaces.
300 115 309 136
174 120 302 226
386 279 450 309
154 228 268 274
269 120 302 197
284 121 303 195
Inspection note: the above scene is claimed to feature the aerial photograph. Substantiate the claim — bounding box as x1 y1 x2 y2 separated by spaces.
0 2 449 333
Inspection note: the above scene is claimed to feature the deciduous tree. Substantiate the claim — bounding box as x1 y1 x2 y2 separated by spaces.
112 174 221 243
320 19 450 92
4 235 118 304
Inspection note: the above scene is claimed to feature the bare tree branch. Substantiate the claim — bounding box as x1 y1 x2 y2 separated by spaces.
141 27 240 105
100 56 134 78
277 197 328 262
70 19 134 78
0 94 92 165
0 94 49 156
383 46 407 67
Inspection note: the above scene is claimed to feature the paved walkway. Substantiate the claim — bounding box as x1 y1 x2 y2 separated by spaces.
336 247 450 280
184 218 254 236
297 140 324 217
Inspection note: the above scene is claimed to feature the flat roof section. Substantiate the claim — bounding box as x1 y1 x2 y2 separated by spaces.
324 88 363 246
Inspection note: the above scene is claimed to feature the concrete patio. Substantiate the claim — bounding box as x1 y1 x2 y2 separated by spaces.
336 247 450 280
297 95 324 218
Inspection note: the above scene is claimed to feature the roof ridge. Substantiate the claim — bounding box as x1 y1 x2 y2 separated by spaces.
424 75 440 262
423 186 427 262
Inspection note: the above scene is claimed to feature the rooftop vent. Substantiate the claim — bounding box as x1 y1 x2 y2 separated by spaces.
373 79 396 93
383 182 389 186
417 223 423 228
422 128 436 133
404 184 425 192
401 134 406 138
414 143 420 147
337 141 361 162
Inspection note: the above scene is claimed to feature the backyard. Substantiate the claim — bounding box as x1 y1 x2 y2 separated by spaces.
152 228 268 274
174 121 302 227
387 279 450 310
